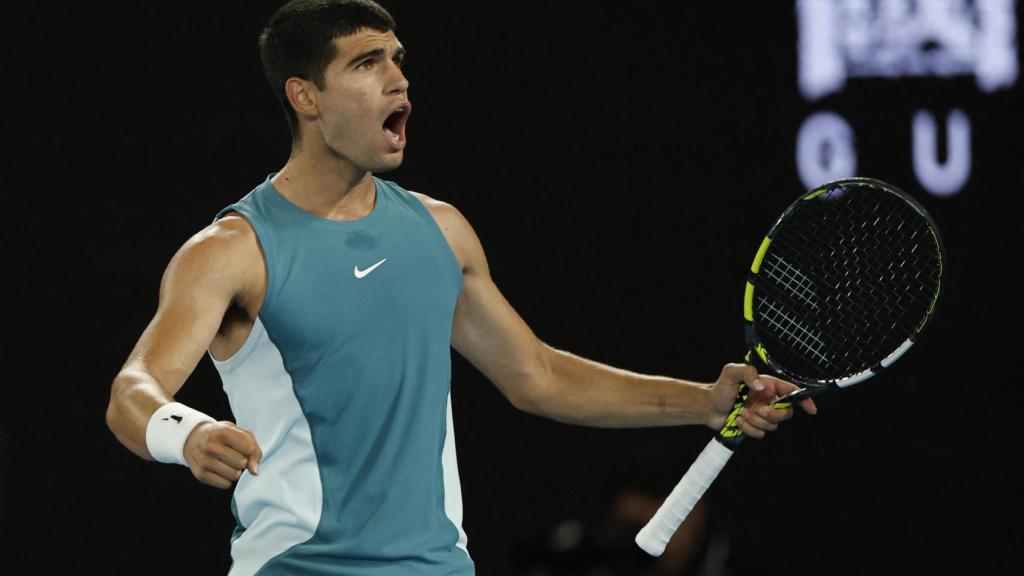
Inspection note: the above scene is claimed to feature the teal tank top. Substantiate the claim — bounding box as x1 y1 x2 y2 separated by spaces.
210 174 473 575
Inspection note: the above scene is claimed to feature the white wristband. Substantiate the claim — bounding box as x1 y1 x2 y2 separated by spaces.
145 402 216 466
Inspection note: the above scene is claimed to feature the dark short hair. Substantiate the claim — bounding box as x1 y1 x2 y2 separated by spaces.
259 0 397 144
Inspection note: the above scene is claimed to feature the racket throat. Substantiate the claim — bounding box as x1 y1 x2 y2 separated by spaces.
772 383 833 407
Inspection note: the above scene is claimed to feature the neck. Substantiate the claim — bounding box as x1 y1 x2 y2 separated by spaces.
271 144 376 221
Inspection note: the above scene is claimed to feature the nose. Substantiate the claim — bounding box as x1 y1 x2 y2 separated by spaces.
388 61 409 95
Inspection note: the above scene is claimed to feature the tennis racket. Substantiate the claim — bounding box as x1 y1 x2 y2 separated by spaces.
635 177 945 556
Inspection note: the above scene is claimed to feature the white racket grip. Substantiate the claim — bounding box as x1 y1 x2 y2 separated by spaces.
635 438 734 556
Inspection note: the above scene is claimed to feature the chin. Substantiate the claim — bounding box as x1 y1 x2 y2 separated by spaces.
370 153 404 174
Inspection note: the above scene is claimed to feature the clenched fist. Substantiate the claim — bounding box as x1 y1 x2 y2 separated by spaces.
183 421 262 489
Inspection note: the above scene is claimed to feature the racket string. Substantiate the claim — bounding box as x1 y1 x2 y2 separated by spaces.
758 298 831 366
760 253 820 311
751 183 942 382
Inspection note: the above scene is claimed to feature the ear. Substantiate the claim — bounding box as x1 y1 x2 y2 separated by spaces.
284 77 319 118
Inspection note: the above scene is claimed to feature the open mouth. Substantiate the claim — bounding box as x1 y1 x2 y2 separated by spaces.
382 103 410 148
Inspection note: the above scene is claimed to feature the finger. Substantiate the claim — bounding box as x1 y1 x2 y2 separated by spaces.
247 448 262 476
242 431 262 475
741 408 780 432
738 364 763 392
219 425 260 459
752 403 794 424
206 457 246 483
754 375 798 397
191 458 240 489
733 415 766 439
799 397 818 415
210 444 250 472
199 475 233 490
722 363 761 392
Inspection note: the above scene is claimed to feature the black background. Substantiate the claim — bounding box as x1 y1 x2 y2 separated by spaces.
4 1 1021 574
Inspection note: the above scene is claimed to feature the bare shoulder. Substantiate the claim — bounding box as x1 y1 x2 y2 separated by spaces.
175 213 259 268
408 191 467 232
162 212 264 303
407 190 484 272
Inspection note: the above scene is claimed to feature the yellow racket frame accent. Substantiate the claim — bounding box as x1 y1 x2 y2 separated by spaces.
750 237 772 274
743 235 791 411
744 237 772 322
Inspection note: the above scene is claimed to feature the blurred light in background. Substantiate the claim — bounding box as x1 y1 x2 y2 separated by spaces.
794 0 1018 195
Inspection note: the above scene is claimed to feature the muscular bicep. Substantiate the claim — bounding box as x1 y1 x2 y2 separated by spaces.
448 221 550 412
410 191 550 410
453 269 545 383
120 217 258 396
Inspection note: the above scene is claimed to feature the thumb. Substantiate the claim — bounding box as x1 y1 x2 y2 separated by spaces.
739 364 764 392
247 443 263 476
722 363 763 394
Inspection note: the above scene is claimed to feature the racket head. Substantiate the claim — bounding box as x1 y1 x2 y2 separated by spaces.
743 177 945 391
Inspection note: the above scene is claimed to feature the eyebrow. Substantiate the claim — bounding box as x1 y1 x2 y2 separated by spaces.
347 46 406 68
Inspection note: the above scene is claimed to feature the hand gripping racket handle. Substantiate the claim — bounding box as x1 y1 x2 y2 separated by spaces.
634 437 734 556
636 379 782 557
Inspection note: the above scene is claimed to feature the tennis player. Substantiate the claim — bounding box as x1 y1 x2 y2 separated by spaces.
105 1 816 574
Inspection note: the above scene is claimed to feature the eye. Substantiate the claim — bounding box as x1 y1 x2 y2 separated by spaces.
392 55 405 68
357 59 374 70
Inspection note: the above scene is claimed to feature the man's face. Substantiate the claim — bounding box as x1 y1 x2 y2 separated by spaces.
312 28 411 173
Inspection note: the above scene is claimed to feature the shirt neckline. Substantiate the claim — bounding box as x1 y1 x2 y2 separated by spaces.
260 172 390 234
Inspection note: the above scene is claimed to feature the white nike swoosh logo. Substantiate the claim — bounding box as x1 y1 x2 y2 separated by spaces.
354 258 387 279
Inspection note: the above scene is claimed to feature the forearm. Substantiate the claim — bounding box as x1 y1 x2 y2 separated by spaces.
529 345 714 428
106 369 176 460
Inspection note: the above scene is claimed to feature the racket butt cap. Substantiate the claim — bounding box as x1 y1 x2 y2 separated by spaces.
635 529 668 557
